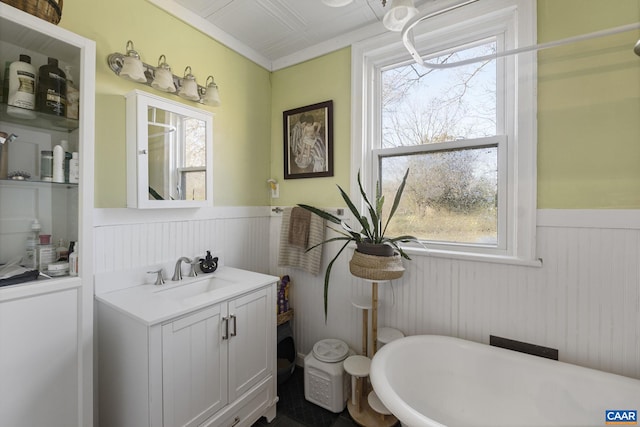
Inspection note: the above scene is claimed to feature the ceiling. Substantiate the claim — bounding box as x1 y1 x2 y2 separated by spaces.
148 0 430 71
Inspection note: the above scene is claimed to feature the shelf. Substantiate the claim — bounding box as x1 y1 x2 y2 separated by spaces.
0 103 79 132
0 178 78 188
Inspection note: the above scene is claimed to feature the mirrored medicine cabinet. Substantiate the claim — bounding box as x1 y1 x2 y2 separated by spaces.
126 90 213 208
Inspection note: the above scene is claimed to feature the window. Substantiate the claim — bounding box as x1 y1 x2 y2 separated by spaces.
352 0 537 264
178 117 207 201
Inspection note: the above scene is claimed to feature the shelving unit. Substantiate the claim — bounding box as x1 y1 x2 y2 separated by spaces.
0 3 95 427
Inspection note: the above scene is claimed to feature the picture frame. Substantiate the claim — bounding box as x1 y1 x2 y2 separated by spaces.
283 100 333 179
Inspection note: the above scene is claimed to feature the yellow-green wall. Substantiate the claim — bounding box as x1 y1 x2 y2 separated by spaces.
537 0 640 208
271 0 640 210
58 0 639 209
270 49 352 207
60 0 272 207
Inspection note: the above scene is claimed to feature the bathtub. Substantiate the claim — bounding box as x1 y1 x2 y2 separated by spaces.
370 335 640 427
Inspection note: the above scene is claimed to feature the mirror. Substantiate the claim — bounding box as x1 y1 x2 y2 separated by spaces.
126 90 213 208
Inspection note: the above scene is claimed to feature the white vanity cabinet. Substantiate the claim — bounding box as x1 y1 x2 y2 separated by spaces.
97 272 277 427
0 5 95 427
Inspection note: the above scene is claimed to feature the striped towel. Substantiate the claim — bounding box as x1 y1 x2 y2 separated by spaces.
278 207 325 275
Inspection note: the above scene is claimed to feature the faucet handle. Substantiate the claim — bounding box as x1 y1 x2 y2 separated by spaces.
189 257 201 277
147 269 165 286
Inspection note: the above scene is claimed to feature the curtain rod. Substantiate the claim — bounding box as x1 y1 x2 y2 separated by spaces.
402 0 640 69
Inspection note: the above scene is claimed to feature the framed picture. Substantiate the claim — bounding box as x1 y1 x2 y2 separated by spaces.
283 100 333 179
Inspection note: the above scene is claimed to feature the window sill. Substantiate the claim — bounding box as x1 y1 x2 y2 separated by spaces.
401 246 543 268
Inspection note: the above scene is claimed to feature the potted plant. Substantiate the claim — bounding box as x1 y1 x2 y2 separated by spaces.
298 169 419 318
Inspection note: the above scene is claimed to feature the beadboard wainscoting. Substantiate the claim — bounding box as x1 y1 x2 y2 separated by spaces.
93 207 272 294
93 208 640 379
270 209 640 380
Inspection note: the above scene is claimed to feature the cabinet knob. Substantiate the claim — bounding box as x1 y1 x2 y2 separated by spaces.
230 416 240 427
138 149 148 155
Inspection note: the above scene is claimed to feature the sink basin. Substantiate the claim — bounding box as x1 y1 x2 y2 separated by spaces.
154 276 235 302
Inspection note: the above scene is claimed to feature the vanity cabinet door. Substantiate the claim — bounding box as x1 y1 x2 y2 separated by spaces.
162 303 228 427
227 287 271 402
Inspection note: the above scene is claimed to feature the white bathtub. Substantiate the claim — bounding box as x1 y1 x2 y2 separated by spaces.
370 335 640 427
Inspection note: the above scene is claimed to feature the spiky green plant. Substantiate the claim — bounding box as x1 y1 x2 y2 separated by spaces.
298 169 418 319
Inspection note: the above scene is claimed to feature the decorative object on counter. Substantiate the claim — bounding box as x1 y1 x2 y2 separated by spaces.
7 54 36 118
36 57 66 116
177 66 200 101
0 132 18 179
46 260 68 276
198 250 218 273
8 170 30 180
0 0 64 24
298 169 419 319
107 42 222 106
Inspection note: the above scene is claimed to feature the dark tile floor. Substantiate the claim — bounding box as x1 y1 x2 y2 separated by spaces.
253 367 358 427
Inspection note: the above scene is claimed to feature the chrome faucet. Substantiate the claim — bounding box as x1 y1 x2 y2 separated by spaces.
172 256 192 281
147 268 165 286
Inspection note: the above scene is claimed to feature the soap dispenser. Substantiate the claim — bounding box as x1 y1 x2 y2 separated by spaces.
199 250 218 273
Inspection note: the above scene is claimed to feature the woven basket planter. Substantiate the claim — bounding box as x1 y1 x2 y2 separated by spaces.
2 0 63 24
349 251 405 281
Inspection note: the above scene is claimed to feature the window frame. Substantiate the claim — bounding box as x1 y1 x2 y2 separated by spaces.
351 0 539 265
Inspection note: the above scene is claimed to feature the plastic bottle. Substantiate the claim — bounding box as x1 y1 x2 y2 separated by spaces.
23 219 41 269
60 140 71 182
53 144 64 183
69 152 79 183
37 57 66 116
7 54 36 119
37 234 56 272
69 241 79 276
64 65 79 120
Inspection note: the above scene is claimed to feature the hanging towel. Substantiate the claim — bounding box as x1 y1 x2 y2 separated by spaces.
288 207 311 248
278 207 325 275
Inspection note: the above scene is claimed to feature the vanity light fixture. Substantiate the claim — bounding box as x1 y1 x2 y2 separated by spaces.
202 76 221 107
178 66 200 101
151 55 176 93
107 42 222 106
118 40 147 83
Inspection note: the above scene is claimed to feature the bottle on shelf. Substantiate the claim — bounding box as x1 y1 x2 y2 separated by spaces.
53 144 64 183
7 54 36 119
60 139 71 183
37 234 56 272
69 151 79 183
40 149 53 182
37 57 66 116
69 241 79 276
56 238 68 261
22 219 41 269
64 65 79 120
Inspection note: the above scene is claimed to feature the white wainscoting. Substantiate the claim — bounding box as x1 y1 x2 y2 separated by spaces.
93 208 640 379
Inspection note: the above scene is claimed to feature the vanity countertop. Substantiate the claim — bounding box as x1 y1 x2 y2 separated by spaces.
95 266 278 325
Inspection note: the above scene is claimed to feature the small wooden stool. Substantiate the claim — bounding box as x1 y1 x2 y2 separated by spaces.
343 355 371 413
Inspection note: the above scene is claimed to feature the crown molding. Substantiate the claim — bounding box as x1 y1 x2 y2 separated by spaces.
146 0 390 71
